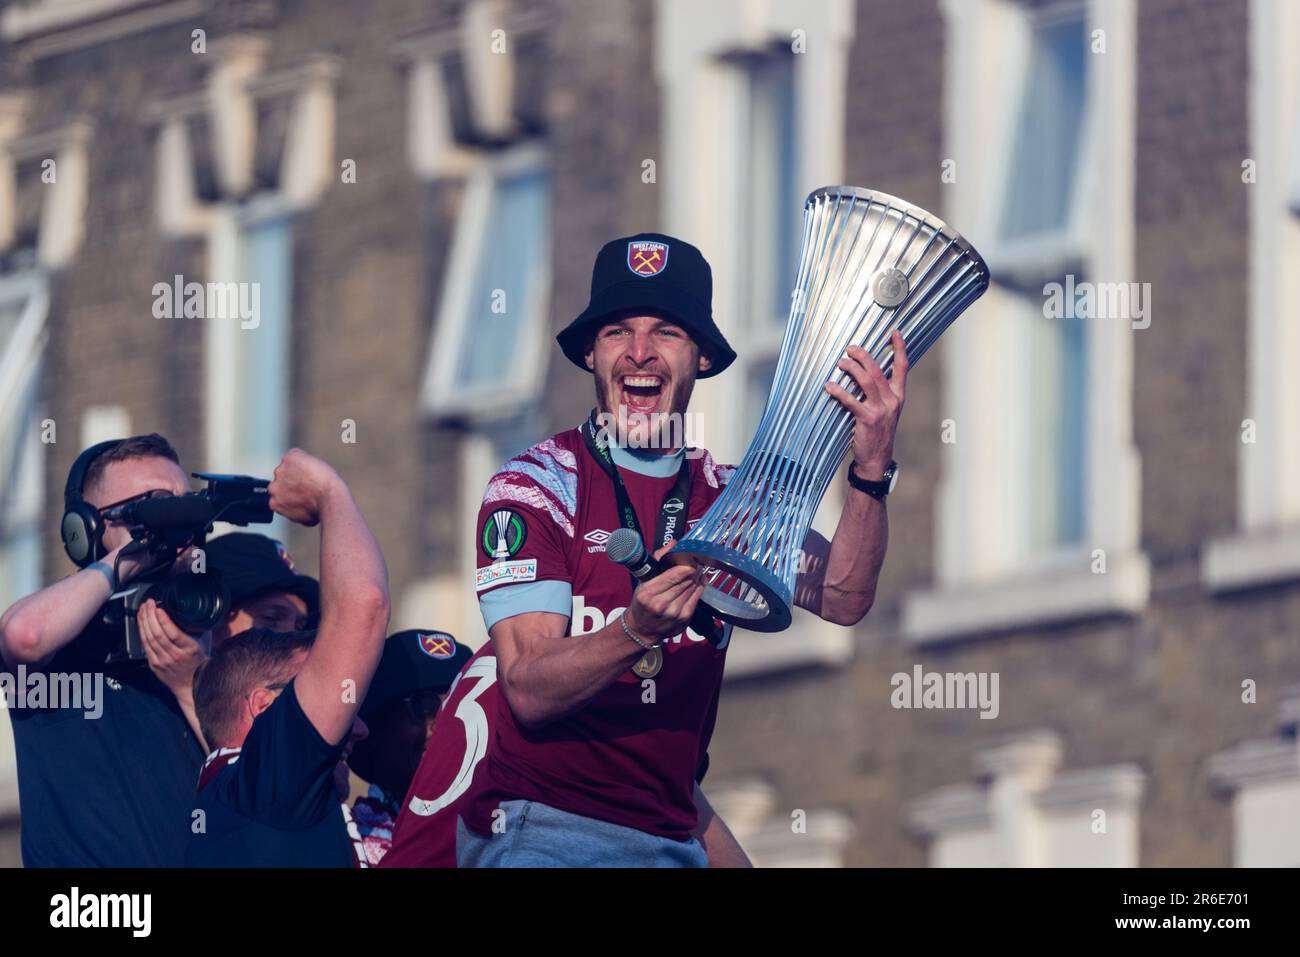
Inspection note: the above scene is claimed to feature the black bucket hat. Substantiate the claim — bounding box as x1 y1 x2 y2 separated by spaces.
359 630 473 720
204 532 320 626
556 232 737 378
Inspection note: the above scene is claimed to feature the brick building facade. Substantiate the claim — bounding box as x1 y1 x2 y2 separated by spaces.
1 0 1297 867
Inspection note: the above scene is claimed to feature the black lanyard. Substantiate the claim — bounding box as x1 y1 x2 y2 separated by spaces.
581 410 724 647
580 409 693 554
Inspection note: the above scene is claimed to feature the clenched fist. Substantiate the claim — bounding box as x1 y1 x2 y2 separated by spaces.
622 540 706 644
267 449 343 527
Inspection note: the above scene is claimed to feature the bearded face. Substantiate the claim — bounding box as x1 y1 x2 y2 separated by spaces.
586 314 713 452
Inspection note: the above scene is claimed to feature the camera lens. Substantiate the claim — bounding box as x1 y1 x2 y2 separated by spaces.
153 572 229 633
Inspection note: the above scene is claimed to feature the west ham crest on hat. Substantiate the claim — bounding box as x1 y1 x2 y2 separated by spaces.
627 240 669 277
418 632 456 659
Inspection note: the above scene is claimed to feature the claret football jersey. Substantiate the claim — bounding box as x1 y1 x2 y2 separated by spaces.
382 647 499 867
461 426 736 841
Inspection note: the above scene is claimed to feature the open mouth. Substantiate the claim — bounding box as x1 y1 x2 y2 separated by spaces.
619 374 666 415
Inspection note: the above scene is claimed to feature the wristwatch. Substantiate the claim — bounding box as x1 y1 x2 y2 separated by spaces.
847 460 898 502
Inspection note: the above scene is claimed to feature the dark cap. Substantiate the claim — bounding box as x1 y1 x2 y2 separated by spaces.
360 630 473 720
556 232 737 378
203 532 320 625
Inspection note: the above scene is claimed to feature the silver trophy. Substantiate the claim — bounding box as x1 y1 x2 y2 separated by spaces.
491 509 516 559
670 186 989 632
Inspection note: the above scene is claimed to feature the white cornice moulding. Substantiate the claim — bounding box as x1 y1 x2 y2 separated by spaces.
741 812 853 867
206 34 270 200
399 52 477 181
391 3 547 182
1 0 204 60
250 55 342 212
973 731 1064 783
0 93 31 252
0 118 94 269
909 733 1144 867
722 613 852 680
903 551 1150 645
1202 526 1300 593
1207 738 1300 794
1034 765 1145 811
908 784 991 836
144 44 341 235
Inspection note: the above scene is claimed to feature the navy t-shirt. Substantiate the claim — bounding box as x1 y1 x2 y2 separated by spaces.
5 624 204 867
185 679 355 867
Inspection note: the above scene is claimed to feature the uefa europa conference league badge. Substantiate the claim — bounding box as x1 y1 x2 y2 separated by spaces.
669 186 989 633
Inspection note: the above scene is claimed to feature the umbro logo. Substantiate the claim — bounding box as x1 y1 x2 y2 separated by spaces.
584 529 610 553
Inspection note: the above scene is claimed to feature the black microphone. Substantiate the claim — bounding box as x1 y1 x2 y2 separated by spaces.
605 528 724 647
105 494 214 530
605 527 664 580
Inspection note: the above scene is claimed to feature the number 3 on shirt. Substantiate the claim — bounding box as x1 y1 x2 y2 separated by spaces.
406 656 498 817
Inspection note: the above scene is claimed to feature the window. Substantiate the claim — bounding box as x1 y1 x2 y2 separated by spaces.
735 47 799 440
1289 63 1300 217
999 13 1089 250
422 148 551 420
905 0 1146 642
1203 0 1300 590
0 271 49 613
206 196 293 537
998 6 1091 558
656 0 857 676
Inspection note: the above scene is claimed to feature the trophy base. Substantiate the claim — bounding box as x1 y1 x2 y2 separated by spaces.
667 539 793 633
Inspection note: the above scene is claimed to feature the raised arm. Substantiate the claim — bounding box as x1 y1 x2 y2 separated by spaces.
267 449 391 745
795 329 907 626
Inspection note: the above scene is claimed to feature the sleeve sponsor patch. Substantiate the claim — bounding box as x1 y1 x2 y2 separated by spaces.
475 559 538 592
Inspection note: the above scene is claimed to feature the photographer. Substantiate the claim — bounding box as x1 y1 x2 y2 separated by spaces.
186 449 390 867
0 434 207 867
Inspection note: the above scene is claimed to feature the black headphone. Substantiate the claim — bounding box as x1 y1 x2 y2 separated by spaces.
61 439 125 568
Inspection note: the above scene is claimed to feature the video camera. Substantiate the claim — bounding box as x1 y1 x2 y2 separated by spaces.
100 473 274 664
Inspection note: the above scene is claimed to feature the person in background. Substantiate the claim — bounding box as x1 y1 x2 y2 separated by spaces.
205 532 320 647
345 629 472 865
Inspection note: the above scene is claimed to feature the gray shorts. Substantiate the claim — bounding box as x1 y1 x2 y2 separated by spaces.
456 800 708 868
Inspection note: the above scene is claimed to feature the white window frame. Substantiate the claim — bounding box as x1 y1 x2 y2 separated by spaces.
903 0 1148 644
0 269 50 614
204 192 294 539
0 270 49 822
1202 0 1300 592
656 0 856 678
0 0 203 59
420 144 551 422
